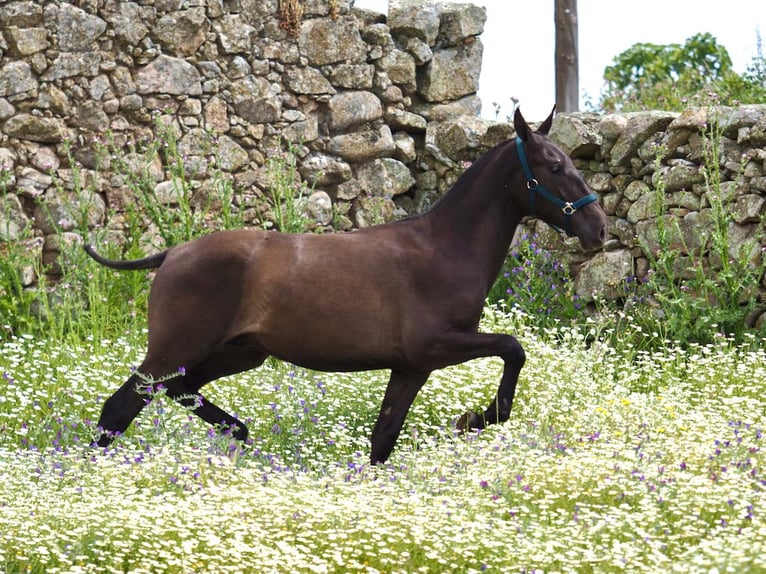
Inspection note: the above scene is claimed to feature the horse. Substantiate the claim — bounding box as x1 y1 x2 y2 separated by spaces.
85 107 607 464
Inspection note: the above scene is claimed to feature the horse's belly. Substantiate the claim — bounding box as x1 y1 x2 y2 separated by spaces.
258 310 406 372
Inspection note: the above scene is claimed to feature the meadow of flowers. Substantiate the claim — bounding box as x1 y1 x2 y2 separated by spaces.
0 307 764 573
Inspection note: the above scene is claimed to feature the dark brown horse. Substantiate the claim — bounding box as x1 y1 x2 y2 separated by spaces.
85 107 607 463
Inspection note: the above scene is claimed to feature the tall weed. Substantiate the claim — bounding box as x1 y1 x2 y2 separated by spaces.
614 110 765 347
260 141 312 233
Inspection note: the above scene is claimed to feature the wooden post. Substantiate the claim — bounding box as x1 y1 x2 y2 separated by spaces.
555 0 579 112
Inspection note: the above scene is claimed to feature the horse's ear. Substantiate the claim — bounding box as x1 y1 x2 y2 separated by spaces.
536 105 556 136
514 107 532 141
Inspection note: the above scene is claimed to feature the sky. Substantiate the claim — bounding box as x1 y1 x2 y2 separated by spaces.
354 0 765 121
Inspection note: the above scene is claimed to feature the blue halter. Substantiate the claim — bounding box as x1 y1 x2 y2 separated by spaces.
515 136 598 237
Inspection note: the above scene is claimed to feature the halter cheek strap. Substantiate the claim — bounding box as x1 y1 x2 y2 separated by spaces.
515 137 598 237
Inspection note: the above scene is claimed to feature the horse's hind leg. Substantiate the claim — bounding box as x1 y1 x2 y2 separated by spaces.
370 370 430 464
163 345 268 443
167 391 249 441
96 373 151 447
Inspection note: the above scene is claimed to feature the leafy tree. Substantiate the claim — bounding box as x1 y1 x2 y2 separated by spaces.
600 32 765 111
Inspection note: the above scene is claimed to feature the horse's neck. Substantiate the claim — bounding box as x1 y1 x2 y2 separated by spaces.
424 150 522 288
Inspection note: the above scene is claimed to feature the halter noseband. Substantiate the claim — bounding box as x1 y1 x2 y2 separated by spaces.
515 136 598 237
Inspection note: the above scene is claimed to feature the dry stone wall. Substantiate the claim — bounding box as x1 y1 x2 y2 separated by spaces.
1 0 766 311
548 105 766 303
0 0 488 269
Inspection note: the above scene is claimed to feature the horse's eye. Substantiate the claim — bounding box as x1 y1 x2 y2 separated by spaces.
551 162 562 174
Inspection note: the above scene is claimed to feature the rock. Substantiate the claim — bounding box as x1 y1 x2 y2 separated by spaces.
417 41 483 103
354 195 396 227
732 194 766 224
322 64 375 89
283 115 319 144
385 107 427 132
388 1 443 46
328 91 383 131
481 122 516 148
53 3 106 51
0 194 30 241
305 191 333 226
0 148 18 177
404 36 433 65
3 114 68 143
362 23 393 47
327 125 396 162
725 222 761 265
230 75 281 124
284 67 336 95
0 62 38 99
549 113 602 158
635 213 684 256
428 116 492 161
5 27 49 56
299 16 367 66
33 190 106 234
212 14 258 54
393 132 417 163
623 180 650 202
261 41 300 65
31 147 59 173
609 111 678 166
663 107 707 151
155 7 210 56
336 178 363 200
355 158 415 197
377 48 416 92
436 3 487 47
72 101 110 132
134 55 203 96
657 161 704 192
153 180 185 205
627 190 659 224
575 249 634 301
216 136 250 172
416 94 482 121
42 52 101 81
585 172 614 194
300 154 353 186
721 104 766 139
203 96 230 135
0 1 43 27
103 1 149 46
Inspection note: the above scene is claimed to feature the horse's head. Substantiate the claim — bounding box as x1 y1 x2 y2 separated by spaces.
513 107 607 250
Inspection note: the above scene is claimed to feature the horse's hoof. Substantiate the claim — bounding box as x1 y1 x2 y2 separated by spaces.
456 411 485 433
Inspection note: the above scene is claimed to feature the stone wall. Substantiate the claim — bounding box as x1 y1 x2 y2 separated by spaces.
1 0 766 313
0 0 488 268
549 105 766 303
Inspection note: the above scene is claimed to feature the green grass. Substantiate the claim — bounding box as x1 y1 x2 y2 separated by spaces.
1 307 764 573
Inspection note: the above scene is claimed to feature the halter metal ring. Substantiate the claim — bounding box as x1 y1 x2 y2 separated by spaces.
561 202 576 215
526 178 539 191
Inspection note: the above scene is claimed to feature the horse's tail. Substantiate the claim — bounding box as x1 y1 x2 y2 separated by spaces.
84 244 168 271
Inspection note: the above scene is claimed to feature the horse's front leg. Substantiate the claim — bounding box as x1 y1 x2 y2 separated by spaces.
370 370 430 464
424 331 526 433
